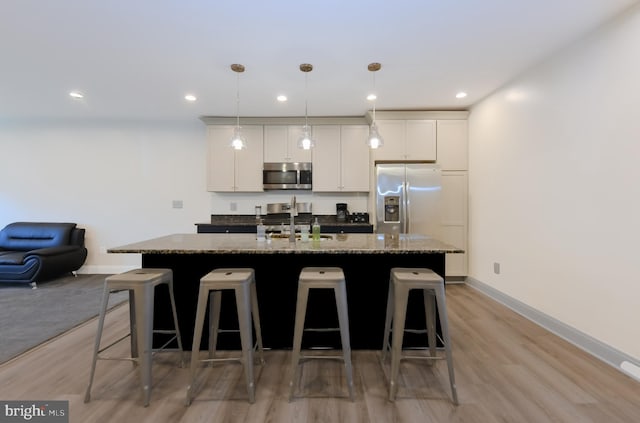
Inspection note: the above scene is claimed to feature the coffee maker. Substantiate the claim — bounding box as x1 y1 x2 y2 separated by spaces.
336 203 349 222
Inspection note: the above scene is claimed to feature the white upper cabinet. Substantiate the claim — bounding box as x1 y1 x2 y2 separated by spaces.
312 125 370 192
406 120 437 159
311 125 341 191
207 125 264 192
436 120 468 170
372 119 437 161
264 125 312 163
340 125 370 191
373 120 405 160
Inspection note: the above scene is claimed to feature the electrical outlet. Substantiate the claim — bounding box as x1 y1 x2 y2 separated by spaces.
172 200 183 209
99 246 107 254
493 262 501 274
230 202 237 211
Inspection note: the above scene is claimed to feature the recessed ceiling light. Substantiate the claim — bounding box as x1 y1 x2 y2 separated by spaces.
277 95 287 102
456 92 467 99
367 93 377 101
184 94 197 102
69 91 84 99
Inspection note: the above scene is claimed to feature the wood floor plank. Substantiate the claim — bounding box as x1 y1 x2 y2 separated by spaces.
1 285 639 422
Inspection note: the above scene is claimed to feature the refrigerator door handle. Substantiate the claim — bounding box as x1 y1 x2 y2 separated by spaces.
403 180 409 233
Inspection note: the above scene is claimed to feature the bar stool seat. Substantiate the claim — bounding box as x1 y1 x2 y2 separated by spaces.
84 268 184 407
186 268 264 405
289 267 354 401
381 267 458 404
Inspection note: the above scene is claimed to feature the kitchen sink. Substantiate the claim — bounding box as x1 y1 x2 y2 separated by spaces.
268 233 333 240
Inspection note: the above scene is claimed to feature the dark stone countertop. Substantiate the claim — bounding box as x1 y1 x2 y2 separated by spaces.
196 214 372 227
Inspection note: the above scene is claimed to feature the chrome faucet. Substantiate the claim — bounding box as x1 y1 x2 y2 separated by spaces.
289 195 297 243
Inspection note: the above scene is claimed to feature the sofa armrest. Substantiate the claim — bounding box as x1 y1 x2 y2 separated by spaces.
24 245 88 282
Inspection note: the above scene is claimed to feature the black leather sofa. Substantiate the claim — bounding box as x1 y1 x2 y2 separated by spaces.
0 222 88 288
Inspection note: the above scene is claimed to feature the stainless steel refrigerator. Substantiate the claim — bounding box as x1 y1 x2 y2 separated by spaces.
375 163 442 236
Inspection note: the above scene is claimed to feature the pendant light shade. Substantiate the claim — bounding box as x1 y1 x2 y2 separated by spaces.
366 62 384 149
230 126 246 150
230 64 246 150
368 122 383 149
297 63 315 150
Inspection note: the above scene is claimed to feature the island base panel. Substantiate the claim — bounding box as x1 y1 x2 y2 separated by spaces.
143 252 445 350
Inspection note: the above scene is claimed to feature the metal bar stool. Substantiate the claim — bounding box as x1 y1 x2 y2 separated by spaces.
381 267 458 404
85 268 184 407
186 268 264 405
289 267 354 401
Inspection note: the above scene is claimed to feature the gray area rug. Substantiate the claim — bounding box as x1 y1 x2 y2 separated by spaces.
0 274 128 364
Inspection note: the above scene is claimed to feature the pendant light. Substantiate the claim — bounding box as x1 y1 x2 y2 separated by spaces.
297 63 315 150
366 62 384 149
230 64 246 150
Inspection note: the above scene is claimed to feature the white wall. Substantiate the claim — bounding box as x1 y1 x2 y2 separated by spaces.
0 119 211 273
0 119 372 273
468 5 640 361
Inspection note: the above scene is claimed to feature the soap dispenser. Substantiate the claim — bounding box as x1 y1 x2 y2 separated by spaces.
312 217 321 241
256 219 266 241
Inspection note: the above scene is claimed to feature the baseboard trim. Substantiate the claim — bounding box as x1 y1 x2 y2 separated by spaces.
466 277 640 383
77 265 138 275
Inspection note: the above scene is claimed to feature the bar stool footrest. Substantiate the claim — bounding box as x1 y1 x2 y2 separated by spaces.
303 327 340 333
300 355 347 361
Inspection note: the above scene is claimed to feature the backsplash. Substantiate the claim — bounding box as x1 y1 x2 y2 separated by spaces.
210 192 370 215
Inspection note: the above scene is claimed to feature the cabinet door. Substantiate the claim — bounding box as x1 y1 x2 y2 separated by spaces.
312 125 341 191
437 120 468 170
263 125 312 163
371 120 405 161
263 125 289 162
287 125 313 163
406 120 436 160
233 125 264 192
207 126 236 192
340 125 370 191
207 125 263 192
441 171 468 277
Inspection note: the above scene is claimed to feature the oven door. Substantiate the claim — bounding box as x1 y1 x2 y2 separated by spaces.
263 169 299 189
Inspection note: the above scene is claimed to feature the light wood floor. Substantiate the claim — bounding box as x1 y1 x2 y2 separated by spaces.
1 284 638 422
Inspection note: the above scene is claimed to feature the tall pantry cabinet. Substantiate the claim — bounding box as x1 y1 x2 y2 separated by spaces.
437 119 468 278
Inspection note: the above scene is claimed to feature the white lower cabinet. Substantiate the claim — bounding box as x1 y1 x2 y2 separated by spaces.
207 125 264 192
312 125 369 192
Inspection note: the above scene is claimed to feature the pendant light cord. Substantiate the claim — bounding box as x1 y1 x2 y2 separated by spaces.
236 72 241 130
304 72 309 128
372 71 377 125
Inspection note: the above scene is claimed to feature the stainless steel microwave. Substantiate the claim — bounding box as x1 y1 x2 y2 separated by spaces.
263 162 312 190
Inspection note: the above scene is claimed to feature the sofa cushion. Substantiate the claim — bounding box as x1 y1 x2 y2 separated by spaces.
0 251 28 265
0 222 76 251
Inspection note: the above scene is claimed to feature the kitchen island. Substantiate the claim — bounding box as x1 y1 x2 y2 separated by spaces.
109 233 463 350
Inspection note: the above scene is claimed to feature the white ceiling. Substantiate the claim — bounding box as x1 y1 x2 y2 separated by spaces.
1 0 637 122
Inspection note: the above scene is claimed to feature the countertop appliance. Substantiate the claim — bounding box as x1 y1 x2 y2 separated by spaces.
348 212 369 223
375 163 442 236
336 203 349 222
263 162 312 190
